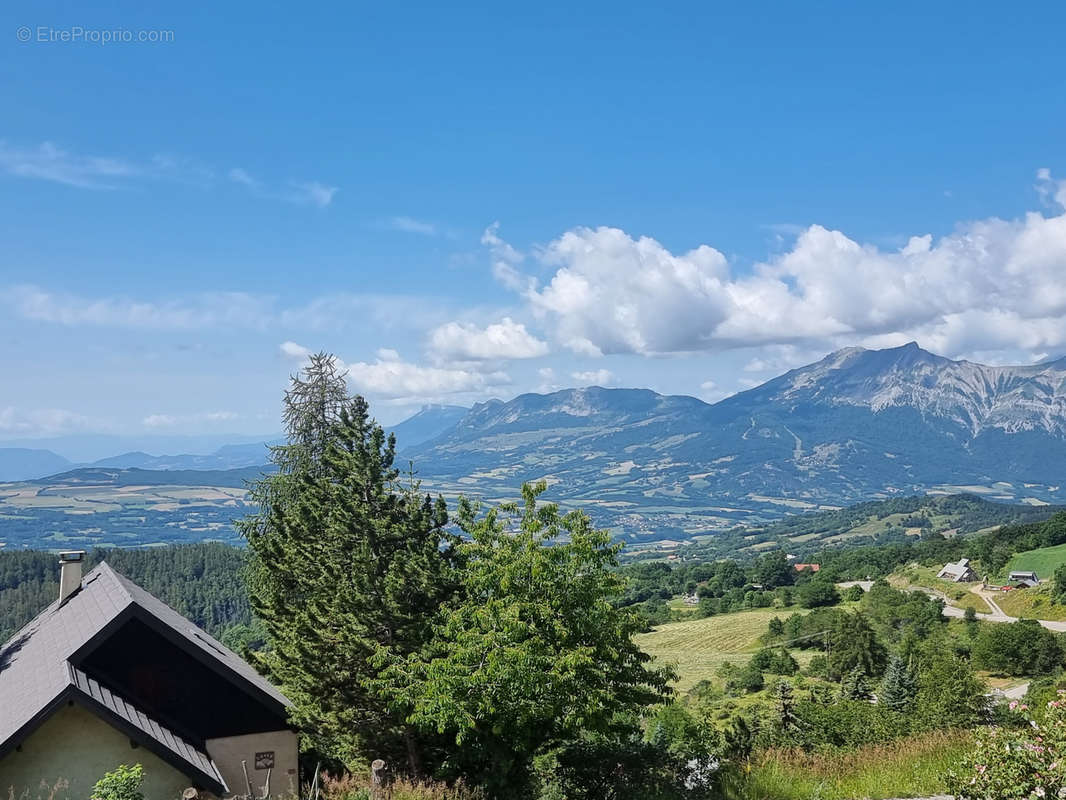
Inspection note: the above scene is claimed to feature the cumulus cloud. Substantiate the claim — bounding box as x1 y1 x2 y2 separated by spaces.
346 356 509 401
280 342 509 403
490 175 1066 361
279 341 313 360
571 369 614 386
428 317 549 361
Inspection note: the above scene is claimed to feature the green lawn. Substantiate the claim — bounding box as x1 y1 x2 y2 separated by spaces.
635 607 813 692
1007 542 1066 579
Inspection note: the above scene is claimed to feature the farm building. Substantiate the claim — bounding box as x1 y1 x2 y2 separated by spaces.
1008 570 1039 587
937 558 978 582
0 552 298 800
794 563 820 573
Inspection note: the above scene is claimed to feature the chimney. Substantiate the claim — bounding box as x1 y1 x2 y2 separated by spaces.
58 551 86 604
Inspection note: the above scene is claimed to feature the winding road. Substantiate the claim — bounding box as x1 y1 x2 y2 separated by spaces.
838 580 1066 632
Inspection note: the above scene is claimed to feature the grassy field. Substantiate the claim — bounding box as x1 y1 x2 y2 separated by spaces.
635 607 813 692
994 583 1066 621
1007 541 1066 578
731 729 972 800
887 565 991 612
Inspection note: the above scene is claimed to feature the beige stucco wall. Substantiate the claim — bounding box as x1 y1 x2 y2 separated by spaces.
0 703 194 800
206 730 299 799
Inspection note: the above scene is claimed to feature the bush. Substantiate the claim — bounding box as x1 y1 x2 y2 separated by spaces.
971 619 1064 676
91 765 144 800
946 696 1066 799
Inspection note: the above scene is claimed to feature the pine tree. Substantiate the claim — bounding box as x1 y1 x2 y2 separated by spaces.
771 680 800 738
879 654 917 712
239 354 457 773
839 665 872 701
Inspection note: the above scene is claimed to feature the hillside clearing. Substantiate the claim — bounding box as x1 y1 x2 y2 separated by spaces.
1007 541 1066 578
635 607 813 692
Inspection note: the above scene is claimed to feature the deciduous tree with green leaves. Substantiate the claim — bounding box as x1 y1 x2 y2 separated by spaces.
240 353 458 773
375 482 673 796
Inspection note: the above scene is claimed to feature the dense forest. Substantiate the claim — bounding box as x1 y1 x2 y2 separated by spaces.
0 543 251 642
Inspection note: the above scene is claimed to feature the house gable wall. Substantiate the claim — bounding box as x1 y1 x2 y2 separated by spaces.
0 704 193 800
206 730 299 799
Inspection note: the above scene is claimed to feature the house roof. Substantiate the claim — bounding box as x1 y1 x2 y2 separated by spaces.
0 562 289 793
938 558 974 576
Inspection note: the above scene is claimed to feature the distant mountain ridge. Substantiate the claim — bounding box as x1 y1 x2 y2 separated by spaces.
4 345 1065 540
755 343 1066 436
403 344 1066 534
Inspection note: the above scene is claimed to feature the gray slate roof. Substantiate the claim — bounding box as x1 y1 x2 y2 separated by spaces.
0 562 289 792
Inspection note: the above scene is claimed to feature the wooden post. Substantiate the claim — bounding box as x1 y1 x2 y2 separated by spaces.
370 760 388 799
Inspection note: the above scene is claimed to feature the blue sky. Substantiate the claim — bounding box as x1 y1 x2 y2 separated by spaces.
2 1 1066 445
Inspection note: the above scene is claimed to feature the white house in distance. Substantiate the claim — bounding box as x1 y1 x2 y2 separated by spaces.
0 552 298 800
937 557 978 582
1007 570 1039 587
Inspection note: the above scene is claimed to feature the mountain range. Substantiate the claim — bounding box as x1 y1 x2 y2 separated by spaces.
0 406 469 482
3 344 1065 538
400 343 1066 534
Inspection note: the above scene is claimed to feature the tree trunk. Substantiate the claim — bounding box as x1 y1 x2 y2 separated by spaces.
404 728 423 778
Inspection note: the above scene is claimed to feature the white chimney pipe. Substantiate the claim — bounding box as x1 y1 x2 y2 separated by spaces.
58 551 86 604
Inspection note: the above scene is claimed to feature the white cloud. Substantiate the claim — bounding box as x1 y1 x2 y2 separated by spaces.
527 226 731 355
386 216 437 236
3 287 436 334
482 223 532 292
0 139 336 207
290 181 338 208
571 369 614 386
279 342 508 404
0 407 94 436
279 341 313 360
1036 167 1066 209
142 410 239 428
228 167 259 188
346 355 509 401
428 317 549 361
5 286 273 330
536 367 560 393
488 177 1066 362
0 140 139 189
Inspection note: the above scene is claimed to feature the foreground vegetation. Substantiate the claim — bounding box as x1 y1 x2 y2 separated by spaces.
734 729 973 800
6 356 1066 797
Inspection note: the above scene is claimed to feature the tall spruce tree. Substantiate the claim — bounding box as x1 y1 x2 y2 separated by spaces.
239 354 457 773
879 654 917 712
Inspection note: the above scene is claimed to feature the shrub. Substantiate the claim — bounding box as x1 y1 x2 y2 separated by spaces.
91 765 144 800
971 619 1064 676
946 695 1066 799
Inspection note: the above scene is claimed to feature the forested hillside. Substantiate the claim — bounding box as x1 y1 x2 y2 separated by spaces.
0 543 250 641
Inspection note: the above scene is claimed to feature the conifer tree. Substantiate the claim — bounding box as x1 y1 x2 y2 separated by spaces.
771 680 800 738
240 353 457 773
879 654 917 712
839 665 872 701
